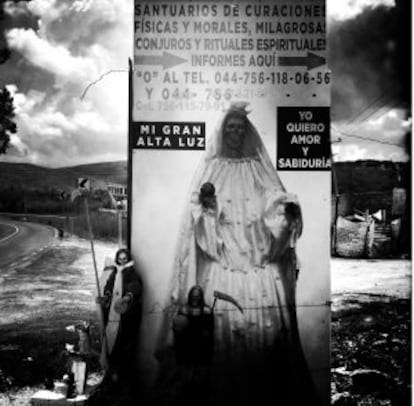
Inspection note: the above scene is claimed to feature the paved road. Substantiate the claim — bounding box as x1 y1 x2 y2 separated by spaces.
0 216 56 270
331 257 411 299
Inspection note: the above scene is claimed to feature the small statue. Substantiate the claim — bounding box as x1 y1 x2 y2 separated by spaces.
96 248 142 394
173 285 214 366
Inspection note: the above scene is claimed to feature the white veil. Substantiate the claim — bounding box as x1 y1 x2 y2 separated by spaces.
196 101 285 188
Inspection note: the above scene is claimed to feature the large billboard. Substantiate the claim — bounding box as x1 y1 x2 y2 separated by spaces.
130 1 330 404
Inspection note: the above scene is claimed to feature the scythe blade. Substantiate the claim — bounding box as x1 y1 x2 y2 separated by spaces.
213 290 244 314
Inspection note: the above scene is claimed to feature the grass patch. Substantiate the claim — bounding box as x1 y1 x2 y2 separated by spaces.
332 298 411 405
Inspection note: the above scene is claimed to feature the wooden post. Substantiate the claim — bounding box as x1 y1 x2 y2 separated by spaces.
83 196 101 297
82 195 106 348
118 207 123 248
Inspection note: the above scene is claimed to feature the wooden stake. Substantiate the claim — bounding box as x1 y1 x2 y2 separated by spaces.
83 196 101 297
82 195 107 354
118 208 123 249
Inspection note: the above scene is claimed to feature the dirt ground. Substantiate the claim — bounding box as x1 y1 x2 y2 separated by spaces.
0 238 411 405
331 258 411 406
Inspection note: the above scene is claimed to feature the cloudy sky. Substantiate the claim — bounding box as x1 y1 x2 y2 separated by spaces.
328 0 410 162
0 0 410 167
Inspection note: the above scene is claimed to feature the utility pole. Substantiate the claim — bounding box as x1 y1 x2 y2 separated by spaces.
331 136 341 256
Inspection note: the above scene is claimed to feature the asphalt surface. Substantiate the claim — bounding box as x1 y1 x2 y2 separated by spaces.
0 217 56 270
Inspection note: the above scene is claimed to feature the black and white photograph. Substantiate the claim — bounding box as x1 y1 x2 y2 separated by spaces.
0 0 410 405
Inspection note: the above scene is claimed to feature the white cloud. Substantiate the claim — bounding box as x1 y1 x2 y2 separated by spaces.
27 0 63 24
3 83 128 167
333 142 408 162
332 143 368 161
4 1 31 17
7 134 30 158
3 0 132 167
333 109 409 162
70 0 94 14
369 108 406 132
401 117 412 132
6 28 98 83
328 0 395 21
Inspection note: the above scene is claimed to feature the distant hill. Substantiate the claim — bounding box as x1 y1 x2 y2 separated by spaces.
0 161 127 192
0 159 409 194
333 160 410 194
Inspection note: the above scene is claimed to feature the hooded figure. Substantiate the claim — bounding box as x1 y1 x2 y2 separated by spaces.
98 248 142 387
173 285 214 366
155 103 319 406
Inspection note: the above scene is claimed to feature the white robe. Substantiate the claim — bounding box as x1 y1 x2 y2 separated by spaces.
166 157 306 404
155 105 318 405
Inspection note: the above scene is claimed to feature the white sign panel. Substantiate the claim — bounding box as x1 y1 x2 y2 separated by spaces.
130 1 330 405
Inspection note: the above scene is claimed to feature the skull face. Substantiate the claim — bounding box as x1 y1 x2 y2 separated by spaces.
188 286 204 308
224 116 246 152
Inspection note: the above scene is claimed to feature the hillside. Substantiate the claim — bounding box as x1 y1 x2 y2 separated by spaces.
333 160 409 194
0 161 127 192
0 159 409 194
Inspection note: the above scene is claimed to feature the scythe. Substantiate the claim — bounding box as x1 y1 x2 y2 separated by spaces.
212 290 244 314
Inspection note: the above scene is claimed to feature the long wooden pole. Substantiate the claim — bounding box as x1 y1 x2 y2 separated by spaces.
118 208 123 248
83 195 107 352
83 196 101 297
